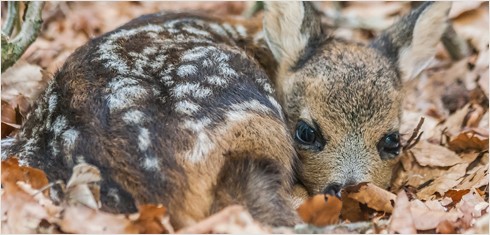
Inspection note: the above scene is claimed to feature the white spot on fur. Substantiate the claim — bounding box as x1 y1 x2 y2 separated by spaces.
181 117 212 132
175 101 200 115
138 128 150 151
268 95 284 121
48 95 58 112
235 25 247 38
172 83 212 98
209 23 228 36
106 78 148 110
253 31 265 45
181 47 210 62
185 131 214 163
143 157 160 171
76 155 86 163
62 129 79 149
123 110 146 125
218 63 237 78
206 75 227 86
183 26 211 37
177 65 197 77
263 83 273 94
222 23 238 39
52 116 67 135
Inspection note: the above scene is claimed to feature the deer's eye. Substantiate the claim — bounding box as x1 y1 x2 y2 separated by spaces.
378 132 401 159
295 121 316 144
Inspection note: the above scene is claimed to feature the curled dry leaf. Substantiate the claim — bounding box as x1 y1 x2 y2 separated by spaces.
388 190 416 234
410 140 462 167
296 194 342 226
64 163 101 210
455 163 489 190
1 157 50 197
444 189 471 208
462 213 489 234
177 205 268 234
436 219 458 234
16 182 60 218
131 204 172 234
410 207 460 230
59 206 138 234
449 1 485 19
344 182 397 214
448 131 489 153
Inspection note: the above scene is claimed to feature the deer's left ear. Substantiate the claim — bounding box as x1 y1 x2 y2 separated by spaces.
263 1 324 70
370 1 452 82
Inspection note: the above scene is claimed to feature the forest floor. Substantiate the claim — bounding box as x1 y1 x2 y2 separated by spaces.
1 1 489 234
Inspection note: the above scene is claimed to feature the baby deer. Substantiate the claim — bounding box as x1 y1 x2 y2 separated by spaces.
2 10 298 229
262 1 451 197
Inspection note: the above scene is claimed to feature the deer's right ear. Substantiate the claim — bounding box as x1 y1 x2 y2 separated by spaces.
263 1 324 70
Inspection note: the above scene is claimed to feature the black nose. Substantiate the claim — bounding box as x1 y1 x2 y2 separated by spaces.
323 183 342 198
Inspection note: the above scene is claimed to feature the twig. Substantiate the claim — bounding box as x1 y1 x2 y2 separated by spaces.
294 219 389 234
1 1 21 36
1 1 46 73
402 117 425 151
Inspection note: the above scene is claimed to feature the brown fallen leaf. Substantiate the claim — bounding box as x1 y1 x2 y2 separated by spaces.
455 163 489 190
64 163 101 210
131 204 172 234
1 157 50 197
176 205 268 234
424 200 446 212
410 140 462 167
448 131 489 153
449 1 485 19
388 190 416 234
444 189 471 208
59 206 138 234
1 100 20 139
436 219 458 234
462 213 489 234
410 207 460 230
344 182 397 214
340 192 368 223
296 194 342 226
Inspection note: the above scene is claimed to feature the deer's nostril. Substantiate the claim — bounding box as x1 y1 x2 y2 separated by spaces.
323 183 342 198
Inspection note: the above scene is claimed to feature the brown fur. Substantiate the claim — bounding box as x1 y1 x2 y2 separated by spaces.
263 1 452 197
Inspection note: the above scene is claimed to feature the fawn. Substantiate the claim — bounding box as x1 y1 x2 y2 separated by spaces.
262 1 451 199
1 1 451 229
2 10 298 229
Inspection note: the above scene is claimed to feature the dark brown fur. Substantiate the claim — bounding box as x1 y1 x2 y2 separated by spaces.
2 10 299 229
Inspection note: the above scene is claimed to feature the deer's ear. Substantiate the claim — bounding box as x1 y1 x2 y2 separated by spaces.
263 1 323 69
370 1 452 82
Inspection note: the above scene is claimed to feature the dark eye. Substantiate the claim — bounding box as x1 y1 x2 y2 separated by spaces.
379 132 401 158
295 120 316 144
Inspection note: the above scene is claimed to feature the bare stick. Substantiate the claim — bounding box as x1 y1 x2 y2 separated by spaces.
1 1 20 36
403 117 424 151
1 1 46 73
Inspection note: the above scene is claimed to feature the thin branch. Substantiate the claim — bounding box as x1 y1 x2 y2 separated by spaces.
1 1 21 36
1 1 45 73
